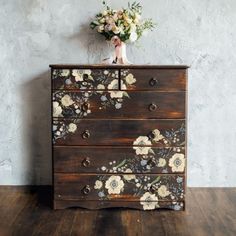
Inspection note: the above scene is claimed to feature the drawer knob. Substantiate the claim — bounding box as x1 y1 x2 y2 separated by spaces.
82 157 91 167
149 185 156 194
82 102 90 112
82 130 90 139
149 103 158 111
82 185 91 195
149 78 158 87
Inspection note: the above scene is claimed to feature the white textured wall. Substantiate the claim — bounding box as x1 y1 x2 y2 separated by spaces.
0 0 236 186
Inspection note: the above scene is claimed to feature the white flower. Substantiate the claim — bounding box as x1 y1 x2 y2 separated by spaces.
61 95 74 107
97 84 105 91
97 25 104 33
61 69 70 76
94 180 103 190
102 10 108 16
157 158 166 167
112 26 120 34
83 69 91 75
123 168 136 181
133 136 152 155
152 129 164 142
157 185 171 198
140 192 158 210
68 123 77 133
169 153 185 172
103 70 109 75
108 79 127 98
125 73 136 85
72 70 83 81
105 175 124 194
129 32 138 42
53 102 62 117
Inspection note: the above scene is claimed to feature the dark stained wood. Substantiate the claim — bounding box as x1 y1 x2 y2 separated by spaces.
54 173 185 202
53 119 185 146
54 146 186 174
0 187 235 236
52 91 186 119
49 64 189 69
121 69 187 91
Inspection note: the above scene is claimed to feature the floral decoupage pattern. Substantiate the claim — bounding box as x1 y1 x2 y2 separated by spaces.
93 174 184 210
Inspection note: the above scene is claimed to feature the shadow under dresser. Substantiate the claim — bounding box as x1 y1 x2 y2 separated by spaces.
50 64 188 210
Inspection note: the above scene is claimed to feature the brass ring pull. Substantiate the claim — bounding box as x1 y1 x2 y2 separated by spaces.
82 130 90 139
82 185 91 195
82 102 90 112
149 103 158 111
82 157 91 167
149 78 158 87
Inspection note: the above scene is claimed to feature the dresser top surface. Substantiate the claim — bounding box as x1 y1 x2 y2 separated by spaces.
49 64 189 69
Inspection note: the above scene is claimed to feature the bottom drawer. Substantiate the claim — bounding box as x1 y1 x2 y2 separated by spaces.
54 174 185 203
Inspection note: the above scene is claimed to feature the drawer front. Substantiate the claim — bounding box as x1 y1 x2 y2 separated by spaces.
54 174 185 203
121 69 186 91
54 147 186 174
52 91 185 119
53 119 185 146
52 68 119 90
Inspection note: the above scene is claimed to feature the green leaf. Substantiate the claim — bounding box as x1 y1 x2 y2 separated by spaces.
150 176 161 185
148 148 155 155
123 91 130 98
115 159 126 168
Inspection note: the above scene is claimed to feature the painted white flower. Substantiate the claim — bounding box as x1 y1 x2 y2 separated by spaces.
129 31 138 42
105 175 124 194
97 84 105 91
152 129 164 142
169 153 185 172
125 73 136 85
53 102 62 117
61 69 70 76
68 123 77 133
97 25 105 33
140 192 159 210
61 95 74 107
157 185 171 198
94 180 103 190
83 69 92 75
108 79 127 98
123 168 136 181
72 70 83 81
157 158 166 167
133 136 152 155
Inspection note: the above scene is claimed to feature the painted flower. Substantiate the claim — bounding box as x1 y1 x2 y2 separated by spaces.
152 129 164 142
72 70 83 81
157 185 171 198
97 84 105 90
129 31 138 42
53 102 62 117
123 168 136 181
61 69 70 76
108 79 127 98
68 123 77 133
133 136 152 155
94 180 103 190
83 69 92 75
105 175 124 194
61 95 74 107
140 192 158 210
157 158 166 167
169 153 185 172
125 73 136 85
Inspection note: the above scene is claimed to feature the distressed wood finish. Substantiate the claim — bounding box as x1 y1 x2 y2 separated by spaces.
54 146 186 174
53 119 185 146
52 91 185 119
51 64 188 210
54 173 185 201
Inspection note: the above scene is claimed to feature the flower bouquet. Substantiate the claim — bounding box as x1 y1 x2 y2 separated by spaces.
90 1 156 64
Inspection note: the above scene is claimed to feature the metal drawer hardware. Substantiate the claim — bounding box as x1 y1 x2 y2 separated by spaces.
82 130 90 139
149 103 158 111
149 77 158 86
82 102 90 112
82 157 91 167
147 159 156 167
149 185 156 194
82 185 91 195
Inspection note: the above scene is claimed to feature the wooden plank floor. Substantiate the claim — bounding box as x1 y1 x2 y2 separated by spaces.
0 187 235 236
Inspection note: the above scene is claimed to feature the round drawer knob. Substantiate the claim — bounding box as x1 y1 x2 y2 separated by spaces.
149 78 158 87
149 103 158 111
82 130 90 139
82 185 91 195
82 102 90 112
82 157 90 167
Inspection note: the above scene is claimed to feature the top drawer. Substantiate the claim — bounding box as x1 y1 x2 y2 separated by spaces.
121 69 186 91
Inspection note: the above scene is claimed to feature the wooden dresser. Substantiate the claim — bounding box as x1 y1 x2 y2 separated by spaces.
50 64 188 210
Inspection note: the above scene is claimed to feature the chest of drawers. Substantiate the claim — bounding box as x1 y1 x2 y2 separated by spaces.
50 64 188 210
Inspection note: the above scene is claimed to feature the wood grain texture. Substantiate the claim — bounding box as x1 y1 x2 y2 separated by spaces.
0 187 235 236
